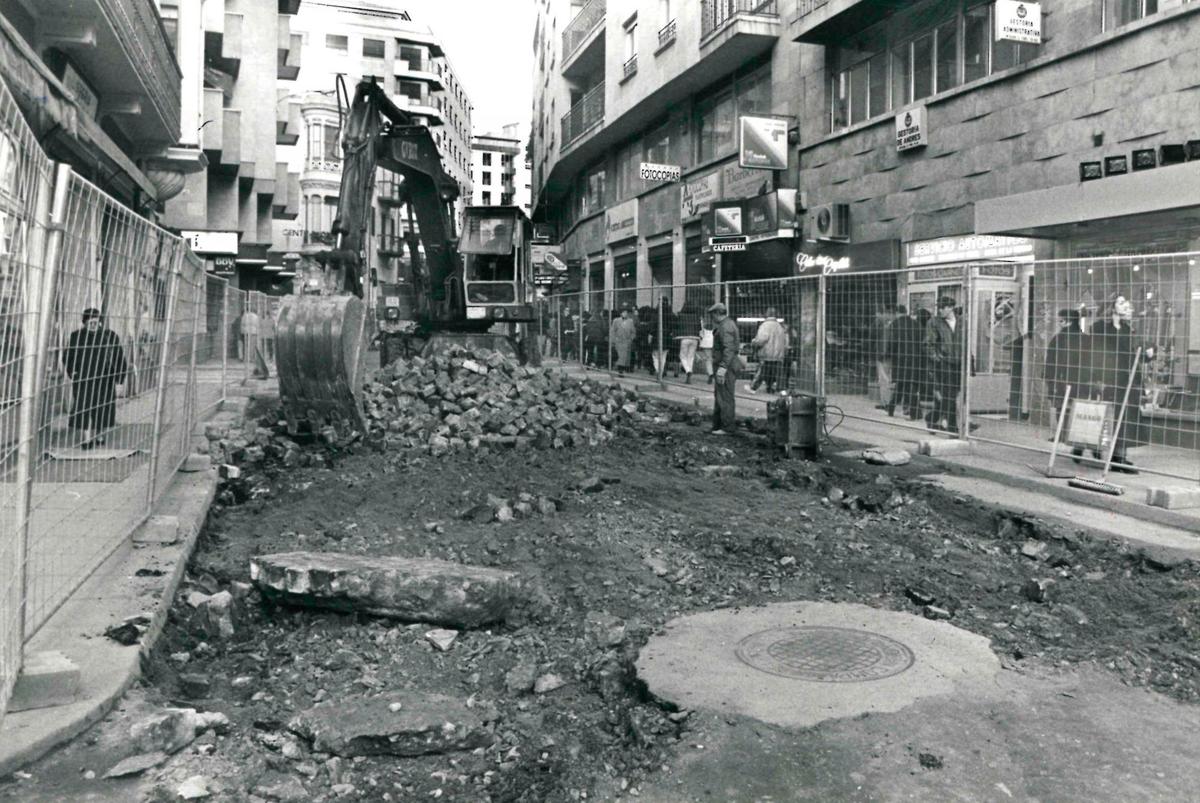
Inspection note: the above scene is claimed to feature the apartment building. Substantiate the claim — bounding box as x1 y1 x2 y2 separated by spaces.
271 0 473 294
157 0 303 291
532 0 801 309
471 129 522 208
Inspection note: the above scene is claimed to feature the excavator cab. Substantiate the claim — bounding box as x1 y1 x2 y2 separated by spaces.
459 207 535 326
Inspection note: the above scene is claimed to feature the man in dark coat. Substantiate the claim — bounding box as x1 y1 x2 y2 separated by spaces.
924 296 965 433
65 307 127 448
709 302 742 435
1044 308 1088 417
887 305 924 419
1088 296 1145 473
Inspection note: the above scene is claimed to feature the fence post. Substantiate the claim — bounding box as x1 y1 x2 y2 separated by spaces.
656 297 665 386
578 302 584 370
13 162 70 650
220 280 228 406
817 271 827 400
606 308 613 373
555 297 562 365
184 267 203 455
960 264 974 440
146 245 184 508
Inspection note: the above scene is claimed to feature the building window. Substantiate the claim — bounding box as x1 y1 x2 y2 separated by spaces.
396 79 424 101
1105 0 1158 29
483 152 493 166
695 65 769 162
363 38 386 58
830 2 1039 133
643 120 672 164
398 45 424 71
325 34 347 52
307 121 341 162
614 140 642 199
482 191 492 204
623 14 638 61
483 171 492 185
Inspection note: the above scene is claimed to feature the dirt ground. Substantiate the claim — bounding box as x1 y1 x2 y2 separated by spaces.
3 407 1199 802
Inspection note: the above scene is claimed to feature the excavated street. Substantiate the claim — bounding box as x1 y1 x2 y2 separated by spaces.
3 359 1200 801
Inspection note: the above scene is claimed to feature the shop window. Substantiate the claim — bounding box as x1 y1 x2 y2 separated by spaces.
1105 0 1158 29
363 38 386 58
643 120 672 165
697 90 735 163
325 34 347 52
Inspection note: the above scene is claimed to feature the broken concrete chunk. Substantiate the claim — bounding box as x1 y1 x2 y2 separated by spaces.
130 708 227 755
1022 578 1054 603
102 751 169 778
177 775 212 800
862 448 911 467
579 476 605 493
1020 540 1048 560
425 628 459 652
288 692 495 757
534 673 567 695
250 552 523 628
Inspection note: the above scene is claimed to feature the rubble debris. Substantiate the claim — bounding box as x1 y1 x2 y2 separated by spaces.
250 551 524 628
1020 541 1049 560
188 590 235 639
103 615 148 646
178 673 212 698
534 673 568 695
177 775 211 800
1022 578 1054 603
129 708 230 755
425 628 459 652
360 348 655 455
862 448 912 467
918 753 944 770
904 587 937 606
288 692 495 757
923 605 953 621
102 751 169 778
505 663 537 695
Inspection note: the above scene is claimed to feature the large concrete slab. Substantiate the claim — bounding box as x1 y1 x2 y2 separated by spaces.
250 551 524 628
637 601 999 729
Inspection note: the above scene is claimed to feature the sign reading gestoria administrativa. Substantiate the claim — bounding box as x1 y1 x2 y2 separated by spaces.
995 0 1042 44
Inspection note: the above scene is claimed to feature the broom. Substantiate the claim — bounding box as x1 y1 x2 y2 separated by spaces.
1029 384 1074 478
1068 347 1141 496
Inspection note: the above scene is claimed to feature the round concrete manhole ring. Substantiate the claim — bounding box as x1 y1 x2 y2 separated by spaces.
736 625 915 683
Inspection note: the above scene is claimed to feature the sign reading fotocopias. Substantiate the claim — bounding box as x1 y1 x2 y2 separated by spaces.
895 106 927 152
995 0 1041 44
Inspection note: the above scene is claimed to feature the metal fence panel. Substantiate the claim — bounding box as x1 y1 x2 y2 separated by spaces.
0 75 57 718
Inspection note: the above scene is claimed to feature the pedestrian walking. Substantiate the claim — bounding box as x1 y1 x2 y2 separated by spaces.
924 296 965 433
1044 308 1088 418
872 305 897 411
241 307 269 379
749 307 788 394
888 306 924 418
65 307 127 449
1087 296 1147 473
709 302 742 435
609 308 637 374
697 315 716 384
584 311 607 367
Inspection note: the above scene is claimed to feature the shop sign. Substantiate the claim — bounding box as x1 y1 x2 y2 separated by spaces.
712 203 743 236
533 222 557 243
795 253 851 275
210 255 236 276
639 162 681 182
680 170 721 218
738 115 789 170
722 162 772 201
61 61 99 119
995 0 1042 44
182 230 239 255
605 199 638 243
745 194 777 236
906 235 1034 266
895 106 927 152
910 266 965 282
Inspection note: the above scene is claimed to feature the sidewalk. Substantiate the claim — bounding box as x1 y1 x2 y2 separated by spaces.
550 360 1200 551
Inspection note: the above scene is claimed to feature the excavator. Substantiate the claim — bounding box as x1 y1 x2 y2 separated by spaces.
275 79 539 435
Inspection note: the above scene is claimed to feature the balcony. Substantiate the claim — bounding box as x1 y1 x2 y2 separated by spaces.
701 0 779 42
392 94 444 126
276 89 300 146
378 177 405 206
379 233 407 257
561 0 605 80
277 14 301 80
201 88 241 172
272 162 300 220
656 19 677 52
303 156 342 176
790 0 907 44
559 82 604 153
621 54 638 82
26 0 183 150
394 55 445 91
204 7 243 79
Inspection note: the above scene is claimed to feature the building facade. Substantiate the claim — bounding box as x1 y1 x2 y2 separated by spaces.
470 129 522 208
157 0 303 291
532 0 802 308
270 0 473 295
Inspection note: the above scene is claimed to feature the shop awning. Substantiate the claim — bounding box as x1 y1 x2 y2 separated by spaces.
975 160 1200 241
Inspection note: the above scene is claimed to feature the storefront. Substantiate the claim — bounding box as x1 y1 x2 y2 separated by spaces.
606 198 638 312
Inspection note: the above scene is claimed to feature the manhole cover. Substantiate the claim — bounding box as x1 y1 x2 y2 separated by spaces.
735 626 915 682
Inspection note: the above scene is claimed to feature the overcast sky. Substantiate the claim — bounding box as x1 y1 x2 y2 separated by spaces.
402 1 535 140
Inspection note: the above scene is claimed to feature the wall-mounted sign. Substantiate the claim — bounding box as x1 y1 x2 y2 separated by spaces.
722 162 772 201
680 170 721 218
895 106 927 152
60 61 99 119
745 194 778 236
210 255 236 276
639 162 681 182
605 198 638 243
906 235 1034 266
712 203 743 237
995 0 1042 45
182 230 239 255
738 115 789 170
795 253 851 275
532 222 557 243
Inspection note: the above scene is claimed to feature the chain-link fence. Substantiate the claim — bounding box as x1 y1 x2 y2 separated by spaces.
546 252 1200 483
0 77 263 723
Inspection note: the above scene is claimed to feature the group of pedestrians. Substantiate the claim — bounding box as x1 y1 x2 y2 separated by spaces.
875 298 968 433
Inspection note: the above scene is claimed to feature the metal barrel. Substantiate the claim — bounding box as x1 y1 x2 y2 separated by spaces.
275 294 369 435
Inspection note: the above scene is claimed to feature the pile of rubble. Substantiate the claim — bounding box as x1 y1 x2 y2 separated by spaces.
361 348 652 455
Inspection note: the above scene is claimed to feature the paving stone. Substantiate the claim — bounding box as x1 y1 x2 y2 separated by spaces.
250 551 523 628
288 692 495 757
7 651 80 712
134 515 180 545
1145 486 1200 510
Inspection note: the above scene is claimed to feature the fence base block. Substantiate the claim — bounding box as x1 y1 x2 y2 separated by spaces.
8 651 81 712
919 439 973 457
179 452 213 473
1145 486 1200 510
134 515 181 546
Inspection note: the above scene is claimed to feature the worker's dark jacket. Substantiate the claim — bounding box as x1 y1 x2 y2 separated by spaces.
712 317 743 373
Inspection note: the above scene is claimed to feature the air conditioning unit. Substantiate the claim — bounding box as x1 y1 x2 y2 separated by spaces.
810 203 850 242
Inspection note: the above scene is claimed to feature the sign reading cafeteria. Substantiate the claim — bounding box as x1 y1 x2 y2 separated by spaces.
738 115 789 170
995 0 1041 44
895 106 928 152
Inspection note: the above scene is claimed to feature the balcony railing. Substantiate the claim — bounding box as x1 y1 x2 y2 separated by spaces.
559 82 605 150
700 0 779 40
305 156 342 173
797 0 830 16
657 19 678 49
622 55 638 80
379 233 407 256
562 0 606 62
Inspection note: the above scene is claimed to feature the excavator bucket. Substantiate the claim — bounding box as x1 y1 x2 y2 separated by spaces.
275 294 370 436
